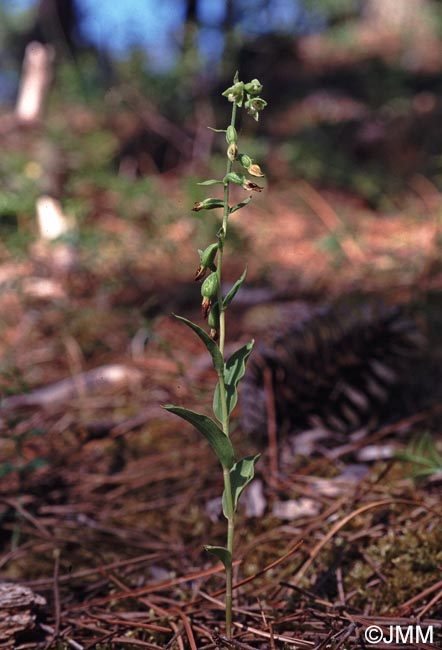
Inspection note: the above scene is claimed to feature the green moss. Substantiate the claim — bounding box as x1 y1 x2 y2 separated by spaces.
346 525 442 613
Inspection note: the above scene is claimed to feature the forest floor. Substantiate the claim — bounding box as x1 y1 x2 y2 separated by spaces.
1 172 442 649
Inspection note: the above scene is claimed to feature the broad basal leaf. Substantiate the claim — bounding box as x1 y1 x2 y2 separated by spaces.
163 405 234 469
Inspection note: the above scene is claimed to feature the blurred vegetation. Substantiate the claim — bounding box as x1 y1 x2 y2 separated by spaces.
2 0 442 232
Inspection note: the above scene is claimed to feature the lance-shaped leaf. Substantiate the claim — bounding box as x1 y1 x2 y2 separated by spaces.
163 405 234 469
213 340 254 422
205 545 232 570
197 179 224 185
173 315 224 375
222 268 247 310
229 196 252 214
222 454 261 517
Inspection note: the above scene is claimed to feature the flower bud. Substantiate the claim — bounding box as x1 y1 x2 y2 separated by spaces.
244 79 263 96
195 243 218 280
224 171 246 186
227 143 238 161
238 153 253 170
201 272 219 318
226 125 238 144
238 154 264 177
200 242 218 269
225 172 263 192
201 272 219 299
192 198 225 212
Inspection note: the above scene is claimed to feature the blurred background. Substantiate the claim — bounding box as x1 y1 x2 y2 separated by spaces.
3 0 442 261
2 0 442 392
4 0 442 196
2 0 442 410
0 0 442 294
2 4 442 645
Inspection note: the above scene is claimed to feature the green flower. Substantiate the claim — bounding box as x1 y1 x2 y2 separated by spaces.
222 82 245 107
245 97 267 121
244 79 263 96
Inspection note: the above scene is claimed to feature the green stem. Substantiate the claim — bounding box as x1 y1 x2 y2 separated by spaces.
217 101 237 359
215 100 238 639
223 466 235 639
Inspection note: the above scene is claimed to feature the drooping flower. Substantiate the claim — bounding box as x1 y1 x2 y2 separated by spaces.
245 97 267 121
192 198 225 212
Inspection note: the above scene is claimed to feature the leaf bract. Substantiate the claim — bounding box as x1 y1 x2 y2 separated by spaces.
205 545 232 569
213 340 254 422
197 179 224 186
222 268 247 310
222 454 261 517
173 315 224 374
230 197 252 214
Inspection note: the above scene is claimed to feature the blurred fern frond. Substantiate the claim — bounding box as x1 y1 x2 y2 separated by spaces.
396 432 442 480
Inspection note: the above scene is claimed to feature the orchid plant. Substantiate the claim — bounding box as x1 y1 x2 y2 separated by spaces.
164 72 267 638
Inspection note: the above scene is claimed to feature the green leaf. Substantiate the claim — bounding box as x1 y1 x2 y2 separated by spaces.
229 196 252 214
205 545 232 570
213 340 254 422
222 454 261 517
162 405 234 469
173 315 224 374
207 127 226 133
197 179 224 185
224 340 254 414
212 385 223 424
222 268 247 310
